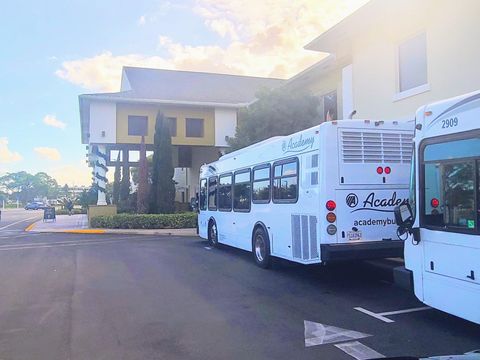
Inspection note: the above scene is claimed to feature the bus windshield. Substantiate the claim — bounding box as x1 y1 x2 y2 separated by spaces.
421 136 480 231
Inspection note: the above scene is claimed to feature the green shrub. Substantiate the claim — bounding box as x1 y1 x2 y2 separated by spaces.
90 212 197 229
56 208 87 215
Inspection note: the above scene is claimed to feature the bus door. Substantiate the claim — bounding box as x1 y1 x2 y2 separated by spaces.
420 138 480 290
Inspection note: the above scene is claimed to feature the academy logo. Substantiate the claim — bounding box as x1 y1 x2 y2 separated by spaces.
346 193 358 208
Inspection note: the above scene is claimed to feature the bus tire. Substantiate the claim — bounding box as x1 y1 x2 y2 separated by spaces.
252 227 271 269
208 219 218 247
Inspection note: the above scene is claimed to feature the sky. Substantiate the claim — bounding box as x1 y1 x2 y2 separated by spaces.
0 0 368 186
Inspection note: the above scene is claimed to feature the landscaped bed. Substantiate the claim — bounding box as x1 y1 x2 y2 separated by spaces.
90 212 197 229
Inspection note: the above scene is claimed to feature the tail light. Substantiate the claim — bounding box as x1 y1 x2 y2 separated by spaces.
384 166 391 174
326 212 336 223
326 200 336 211
376 166 383 174
431 198 439 208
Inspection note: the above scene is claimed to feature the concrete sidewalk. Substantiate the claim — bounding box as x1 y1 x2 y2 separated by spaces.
26 214 197 236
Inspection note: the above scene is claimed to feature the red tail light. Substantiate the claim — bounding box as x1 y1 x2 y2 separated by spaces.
384 166 391 174
376 166 383 174
431 198 439 208
326 200 336 211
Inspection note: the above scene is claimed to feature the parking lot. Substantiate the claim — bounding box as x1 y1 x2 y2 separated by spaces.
0 221 477 359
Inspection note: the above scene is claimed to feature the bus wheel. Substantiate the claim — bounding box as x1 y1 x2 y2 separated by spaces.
208 220 218 247
253 227 271 269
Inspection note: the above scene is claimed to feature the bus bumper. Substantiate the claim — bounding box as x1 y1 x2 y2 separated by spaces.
320 240 404 261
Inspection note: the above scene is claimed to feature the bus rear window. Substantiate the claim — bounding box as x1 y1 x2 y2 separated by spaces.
422 138 479 231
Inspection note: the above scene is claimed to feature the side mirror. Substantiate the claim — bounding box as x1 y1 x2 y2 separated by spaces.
394 203 414 237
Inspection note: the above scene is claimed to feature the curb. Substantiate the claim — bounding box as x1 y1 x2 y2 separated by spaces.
24 222 36 232
26 228 197 237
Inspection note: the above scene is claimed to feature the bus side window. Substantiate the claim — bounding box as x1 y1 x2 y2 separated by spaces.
252 164 271 203
199 179 207 211
273 158 299 203
233 169 251 212
218 174 233 211
208 176 218 211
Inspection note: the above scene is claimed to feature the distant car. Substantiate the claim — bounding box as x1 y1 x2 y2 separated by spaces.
25 202 48 210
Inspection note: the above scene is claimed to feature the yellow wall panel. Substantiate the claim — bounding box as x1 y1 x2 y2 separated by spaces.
116 103 215 146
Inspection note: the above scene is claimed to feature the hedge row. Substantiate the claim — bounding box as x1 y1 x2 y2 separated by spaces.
56 208 87 215
90 212 197 229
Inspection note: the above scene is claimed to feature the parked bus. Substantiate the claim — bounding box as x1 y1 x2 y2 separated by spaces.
199 119 414 268
395 91 480 324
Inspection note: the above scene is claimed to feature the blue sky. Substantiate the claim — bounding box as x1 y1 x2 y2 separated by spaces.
0 0 367 186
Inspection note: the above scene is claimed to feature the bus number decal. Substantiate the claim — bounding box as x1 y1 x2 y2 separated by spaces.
441 117 458 129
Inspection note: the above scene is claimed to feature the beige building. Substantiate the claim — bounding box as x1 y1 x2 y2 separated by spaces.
287 0 480 121
79 67 283 205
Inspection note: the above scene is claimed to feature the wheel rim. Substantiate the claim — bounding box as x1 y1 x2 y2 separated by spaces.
210 223 217 244
255 234 265 262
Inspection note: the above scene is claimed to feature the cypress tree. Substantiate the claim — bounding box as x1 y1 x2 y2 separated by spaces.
119 162 130 205
150 111 175 213
112 152 121 204
136 136 149 213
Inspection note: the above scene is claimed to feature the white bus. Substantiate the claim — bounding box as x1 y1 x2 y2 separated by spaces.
199 119 414 268
395 91 480 324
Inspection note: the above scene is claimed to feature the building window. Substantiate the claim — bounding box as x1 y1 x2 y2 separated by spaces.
218 174 232 211
208 176 217 211
128 115 148 136
166 117 177 137
252 164 270 203
398 32 427 93
186 118 204 137
273 158 298 203
233 169 251 212
321 91 337 122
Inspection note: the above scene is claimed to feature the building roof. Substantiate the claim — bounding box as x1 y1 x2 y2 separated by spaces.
79 67 285 144
120 67 285 104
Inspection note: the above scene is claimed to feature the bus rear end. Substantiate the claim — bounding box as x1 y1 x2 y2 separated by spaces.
320 120 414 261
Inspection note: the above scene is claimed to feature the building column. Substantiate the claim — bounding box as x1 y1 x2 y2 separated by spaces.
94 145 108 206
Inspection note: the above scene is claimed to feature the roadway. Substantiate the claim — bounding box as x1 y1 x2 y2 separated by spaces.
0 216 477 359
0 208 43 239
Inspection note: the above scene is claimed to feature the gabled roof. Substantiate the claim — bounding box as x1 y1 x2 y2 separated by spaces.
118 66 285 105
79 67 284 144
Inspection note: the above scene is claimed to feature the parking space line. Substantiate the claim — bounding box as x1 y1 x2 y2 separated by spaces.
380 306 430 316
354 307 394 323
335 341 385 360
354 306 431 323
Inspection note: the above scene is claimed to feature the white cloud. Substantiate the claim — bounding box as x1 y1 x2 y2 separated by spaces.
56 0 368 92
43 114 66 129
34 147 61 161
49 161 93 186
138 15 146 26
0 138 22 163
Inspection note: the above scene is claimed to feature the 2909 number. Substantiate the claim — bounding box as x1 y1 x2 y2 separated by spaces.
442 117 458 128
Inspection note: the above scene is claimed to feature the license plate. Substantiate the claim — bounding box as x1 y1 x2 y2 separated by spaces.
347 231 362 241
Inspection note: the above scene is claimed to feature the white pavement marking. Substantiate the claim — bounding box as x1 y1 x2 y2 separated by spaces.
335 341 385 360
204 246 212 250
0 216 40 231
354 308 394 323
354 306 431 323
304 320 371 347
379 306 430 316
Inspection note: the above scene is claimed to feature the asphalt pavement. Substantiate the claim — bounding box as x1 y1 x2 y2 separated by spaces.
0 219 477 360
